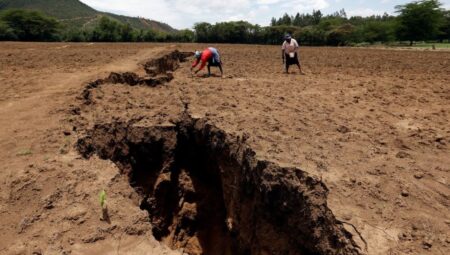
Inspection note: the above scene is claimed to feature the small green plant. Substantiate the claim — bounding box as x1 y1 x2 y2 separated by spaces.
99 190 107 208
99 190 109 221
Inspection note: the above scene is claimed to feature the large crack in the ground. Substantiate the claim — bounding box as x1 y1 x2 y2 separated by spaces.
72 49 363 254
79 50 193 105
76 115 363 255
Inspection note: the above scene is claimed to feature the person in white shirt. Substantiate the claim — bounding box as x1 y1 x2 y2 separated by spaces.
282 34 305 74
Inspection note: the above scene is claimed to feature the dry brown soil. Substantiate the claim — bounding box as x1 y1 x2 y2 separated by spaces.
0 42 449 255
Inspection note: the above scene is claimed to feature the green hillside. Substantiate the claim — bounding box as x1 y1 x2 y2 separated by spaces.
0 0 176 32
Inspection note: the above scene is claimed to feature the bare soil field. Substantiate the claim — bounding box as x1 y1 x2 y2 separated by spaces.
0 42 449 255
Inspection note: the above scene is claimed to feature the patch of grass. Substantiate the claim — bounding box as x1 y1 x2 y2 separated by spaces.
412 43 450 49
388 42 450 49
16 149 32 156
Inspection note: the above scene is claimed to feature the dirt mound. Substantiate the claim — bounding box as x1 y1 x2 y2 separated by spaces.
77 115 362 255
144 51 194 77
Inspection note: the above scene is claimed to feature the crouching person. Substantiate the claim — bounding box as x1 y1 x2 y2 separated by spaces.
191 47 223 77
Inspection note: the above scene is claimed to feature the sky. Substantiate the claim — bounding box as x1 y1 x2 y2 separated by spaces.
80 0 450 29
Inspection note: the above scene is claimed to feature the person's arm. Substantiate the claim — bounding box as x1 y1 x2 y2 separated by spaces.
190 59 199 72
195 51 212 73
282 42 286 63
218 63 223 77
194 60 207 74
294 39 299 50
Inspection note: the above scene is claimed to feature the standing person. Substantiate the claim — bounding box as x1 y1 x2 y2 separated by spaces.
191 47 223 77
282 34 304 74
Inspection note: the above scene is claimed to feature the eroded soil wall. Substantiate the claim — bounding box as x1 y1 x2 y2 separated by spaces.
77 116 362 255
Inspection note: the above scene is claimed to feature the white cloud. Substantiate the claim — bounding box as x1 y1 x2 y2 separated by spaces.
79 0 182 26
227 4 271 23
257 0 283 4
172 0 252 14
288 0 330 10
346 8 381 17
81 0 331 28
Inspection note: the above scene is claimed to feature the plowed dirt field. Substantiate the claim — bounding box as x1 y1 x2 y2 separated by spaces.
0 42 449 255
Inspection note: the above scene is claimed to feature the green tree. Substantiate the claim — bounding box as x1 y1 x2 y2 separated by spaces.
0 20 16 40
438 10 450 41
63 28 86 42
262 25 300 44
171 29 194 42
92 16 122 42
326 23 356 46
270 17 277 26
155 31 167 42
280 13 292 25
318 16 346 31
312 10 323 25
0 9 60 41
193 22 212 42
358 20 396 43
395 0 445 45
143 29 157 42
297 26 326 45
120 23 134 41
293 13 302 26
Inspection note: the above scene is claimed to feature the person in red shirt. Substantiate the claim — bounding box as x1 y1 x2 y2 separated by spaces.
191 47 223 77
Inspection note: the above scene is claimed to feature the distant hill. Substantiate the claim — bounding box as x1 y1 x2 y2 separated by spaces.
0 0 176 33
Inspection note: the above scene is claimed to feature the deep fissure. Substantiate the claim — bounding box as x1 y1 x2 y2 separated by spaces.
142 125 238 254
77 116 362 255
79 50 193 105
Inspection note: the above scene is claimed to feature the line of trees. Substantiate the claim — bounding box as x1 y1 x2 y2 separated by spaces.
63 16 194 42
0 9 194 42
0 9 60 41
0 0 449 46
194 0 449 46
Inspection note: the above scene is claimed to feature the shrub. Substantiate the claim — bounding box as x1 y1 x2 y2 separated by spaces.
0 9 60 41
